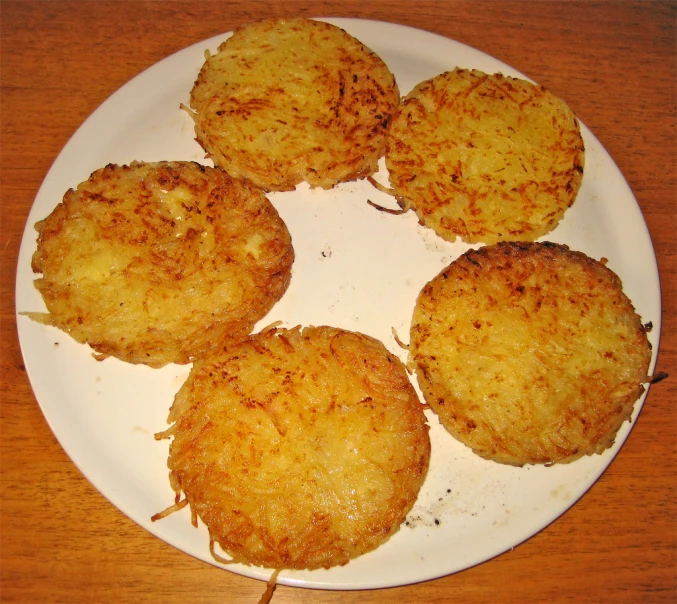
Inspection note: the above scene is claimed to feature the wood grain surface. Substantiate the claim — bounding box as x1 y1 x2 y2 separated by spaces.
1 1 675 603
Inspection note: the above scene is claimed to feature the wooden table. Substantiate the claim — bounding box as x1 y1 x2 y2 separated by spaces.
1 2 675 602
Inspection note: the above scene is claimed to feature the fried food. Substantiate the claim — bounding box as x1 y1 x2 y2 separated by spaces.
28 161 294 367
386 68 585 244
409 241 652 466
188 17 399 191
154 325 430 570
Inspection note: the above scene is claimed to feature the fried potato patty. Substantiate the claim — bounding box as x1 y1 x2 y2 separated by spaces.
410 242 651 466
29 161 293 367
156 325 430 570
189 17 399 191
386 69 585 244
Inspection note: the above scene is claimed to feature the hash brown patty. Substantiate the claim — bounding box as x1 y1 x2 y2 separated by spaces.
189 17 399 191
409 241 651 465
29 161 294 367
386 69 585 244
156 325 430 570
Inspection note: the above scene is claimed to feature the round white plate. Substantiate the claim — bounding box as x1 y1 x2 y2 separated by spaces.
15 18 662 590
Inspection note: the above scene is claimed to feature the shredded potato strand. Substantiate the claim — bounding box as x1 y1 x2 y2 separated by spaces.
258 569 281 604
150 497 189 522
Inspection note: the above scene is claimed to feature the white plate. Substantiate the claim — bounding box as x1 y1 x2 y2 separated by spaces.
15 18 662 590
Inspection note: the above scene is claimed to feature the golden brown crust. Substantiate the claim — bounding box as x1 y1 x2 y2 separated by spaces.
409 241 651 465
386 69 585 244
189 18 399 191
30 161 294 367
159 325 430 570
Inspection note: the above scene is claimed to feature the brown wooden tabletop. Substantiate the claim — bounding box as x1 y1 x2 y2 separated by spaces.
1 1 675 602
